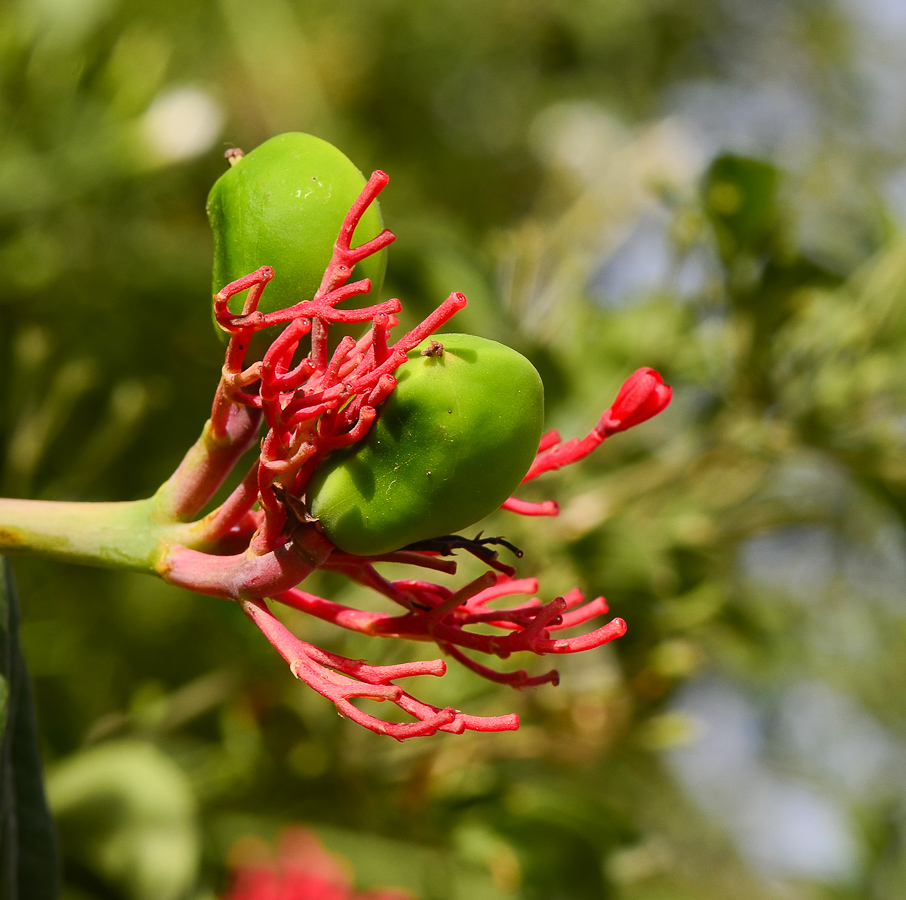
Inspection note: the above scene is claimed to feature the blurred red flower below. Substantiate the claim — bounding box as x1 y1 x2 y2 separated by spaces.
223 827 413 900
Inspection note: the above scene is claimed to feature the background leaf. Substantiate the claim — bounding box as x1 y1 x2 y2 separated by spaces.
47 741 200 900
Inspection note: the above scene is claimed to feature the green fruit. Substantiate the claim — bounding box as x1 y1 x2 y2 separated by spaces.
307 333 544 556
207 132 386 351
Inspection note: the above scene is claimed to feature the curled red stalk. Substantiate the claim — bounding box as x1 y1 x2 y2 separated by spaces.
159 169 670 739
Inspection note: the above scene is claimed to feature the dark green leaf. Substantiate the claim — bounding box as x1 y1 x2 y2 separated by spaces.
0 558 59 900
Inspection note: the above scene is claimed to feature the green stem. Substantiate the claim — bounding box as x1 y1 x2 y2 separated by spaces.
0 497 181 573
0 404 261 577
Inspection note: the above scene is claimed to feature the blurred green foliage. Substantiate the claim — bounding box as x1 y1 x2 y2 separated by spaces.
3 0 906 898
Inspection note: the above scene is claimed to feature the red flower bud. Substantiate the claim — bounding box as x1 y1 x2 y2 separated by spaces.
601 367 671 434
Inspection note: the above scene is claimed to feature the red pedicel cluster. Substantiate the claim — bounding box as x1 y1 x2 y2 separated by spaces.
167 169 671 740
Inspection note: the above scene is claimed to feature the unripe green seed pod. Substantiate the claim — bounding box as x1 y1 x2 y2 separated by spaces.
207 132 386 352
307 334 544 556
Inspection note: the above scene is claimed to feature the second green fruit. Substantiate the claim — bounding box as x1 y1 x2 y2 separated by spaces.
207 132 386 339
307 334 544 556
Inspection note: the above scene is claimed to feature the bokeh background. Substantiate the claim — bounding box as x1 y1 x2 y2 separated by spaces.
2 0 906 897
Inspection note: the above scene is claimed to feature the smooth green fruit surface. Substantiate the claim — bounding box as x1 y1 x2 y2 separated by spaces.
207 132 386 345
307 334 544 556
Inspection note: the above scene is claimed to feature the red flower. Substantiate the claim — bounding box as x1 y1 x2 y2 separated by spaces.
223 828 413 900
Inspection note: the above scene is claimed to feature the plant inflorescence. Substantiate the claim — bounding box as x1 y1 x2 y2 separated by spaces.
0 147 672 740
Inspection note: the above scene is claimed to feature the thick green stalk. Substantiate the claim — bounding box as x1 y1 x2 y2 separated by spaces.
0 498 179 573
0 405 260 578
